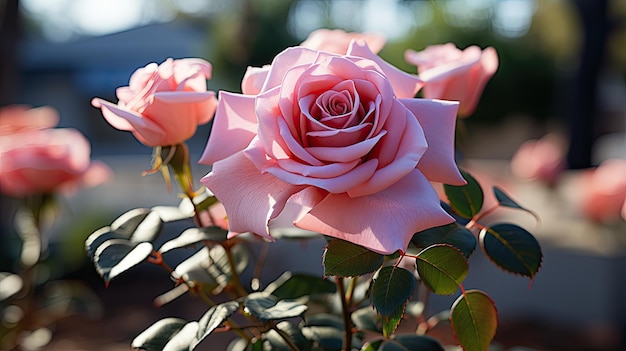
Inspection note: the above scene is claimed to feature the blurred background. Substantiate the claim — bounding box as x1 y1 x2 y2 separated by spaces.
2 0 626 350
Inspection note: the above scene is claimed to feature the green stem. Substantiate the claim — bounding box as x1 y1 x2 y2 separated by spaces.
336 277 353 351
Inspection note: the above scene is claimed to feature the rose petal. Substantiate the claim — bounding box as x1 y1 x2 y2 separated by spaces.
242 65 271 95
91 98 165 146
295 169 454 254
400 98 465 185
200 151 306 239
198 91 257 165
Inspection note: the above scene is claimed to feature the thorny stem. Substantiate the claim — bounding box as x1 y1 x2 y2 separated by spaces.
336 277 353 351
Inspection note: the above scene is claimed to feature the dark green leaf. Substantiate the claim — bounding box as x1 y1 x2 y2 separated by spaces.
391 335 444 351
150 205 192 223
265 272 336 299
244 292 307 321
85 227 120 259
323 239 384 277
0 272 23 302
381 305 404 338
192 302 239 349
110 208 151 238
351 307 380 333
480 223 542 279
93 239 153 283
304 313 344 329
415 244 468 295
131 317 188 351
412 223 476 257
159 227 228 253
493 187 540 221
443 169 484 219
450 290 497 351
371 266 415 316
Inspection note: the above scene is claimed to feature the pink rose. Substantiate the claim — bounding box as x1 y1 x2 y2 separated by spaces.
510 134 566 186
0 128 111 197
404 43 498 117
199 42 465 254
578 159 626 223
91 58 218 147
240 29 386 96
0 105 59 135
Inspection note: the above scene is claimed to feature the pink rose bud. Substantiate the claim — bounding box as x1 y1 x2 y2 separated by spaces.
199 42 465 255
510 134 567 186
0 105 59 135
578 159 626 223
0 127 111 197
405 43 498 117
91 58 218 147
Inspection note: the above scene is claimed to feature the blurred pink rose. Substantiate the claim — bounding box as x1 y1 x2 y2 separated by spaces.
241 29 385 96
91 58 218 147
300 28 385 54
0 128 111 197
405 43 498 117
510 134 567 186
199 42 465 254
578 159 626 223
0 105 59 135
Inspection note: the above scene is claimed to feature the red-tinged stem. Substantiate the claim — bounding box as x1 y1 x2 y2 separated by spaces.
336 277 353 351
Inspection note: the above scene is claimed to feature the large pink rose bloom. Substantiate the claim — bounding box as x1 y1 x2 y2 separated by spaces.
91 58 218 147
199 42 465 254
405 43 498 117
0 128 111 197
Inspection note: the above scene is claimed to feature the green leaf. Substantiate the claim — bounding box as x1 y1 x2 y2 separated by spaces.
450 290 497 351
159 227 228 254
352 307 380 333
173 244 248 293
0 272 23 302
415 244 468 295
480 223 542 279
93 239 153 283
381 305 404 338
493 187 540 221
412 223 476 258
323 239 384 277
244 292 307 321
265 272 336 299
131 317 188 351
192 302 239 349
444 169 484 219
361 340 383 351
371 266 415 316
162 322 200 351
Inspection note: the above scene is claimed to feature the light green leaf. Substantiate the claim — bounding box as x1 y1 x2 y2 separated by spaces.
415 244 468 295
131 318 188 351
192 302 239 349
480 223 542 279
381 305 404 338
93 239 153 284
450 290 498 351
323 239 384 277
244 292 308 322
0 272 23 302
159 227 228 253
444 169 484 219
